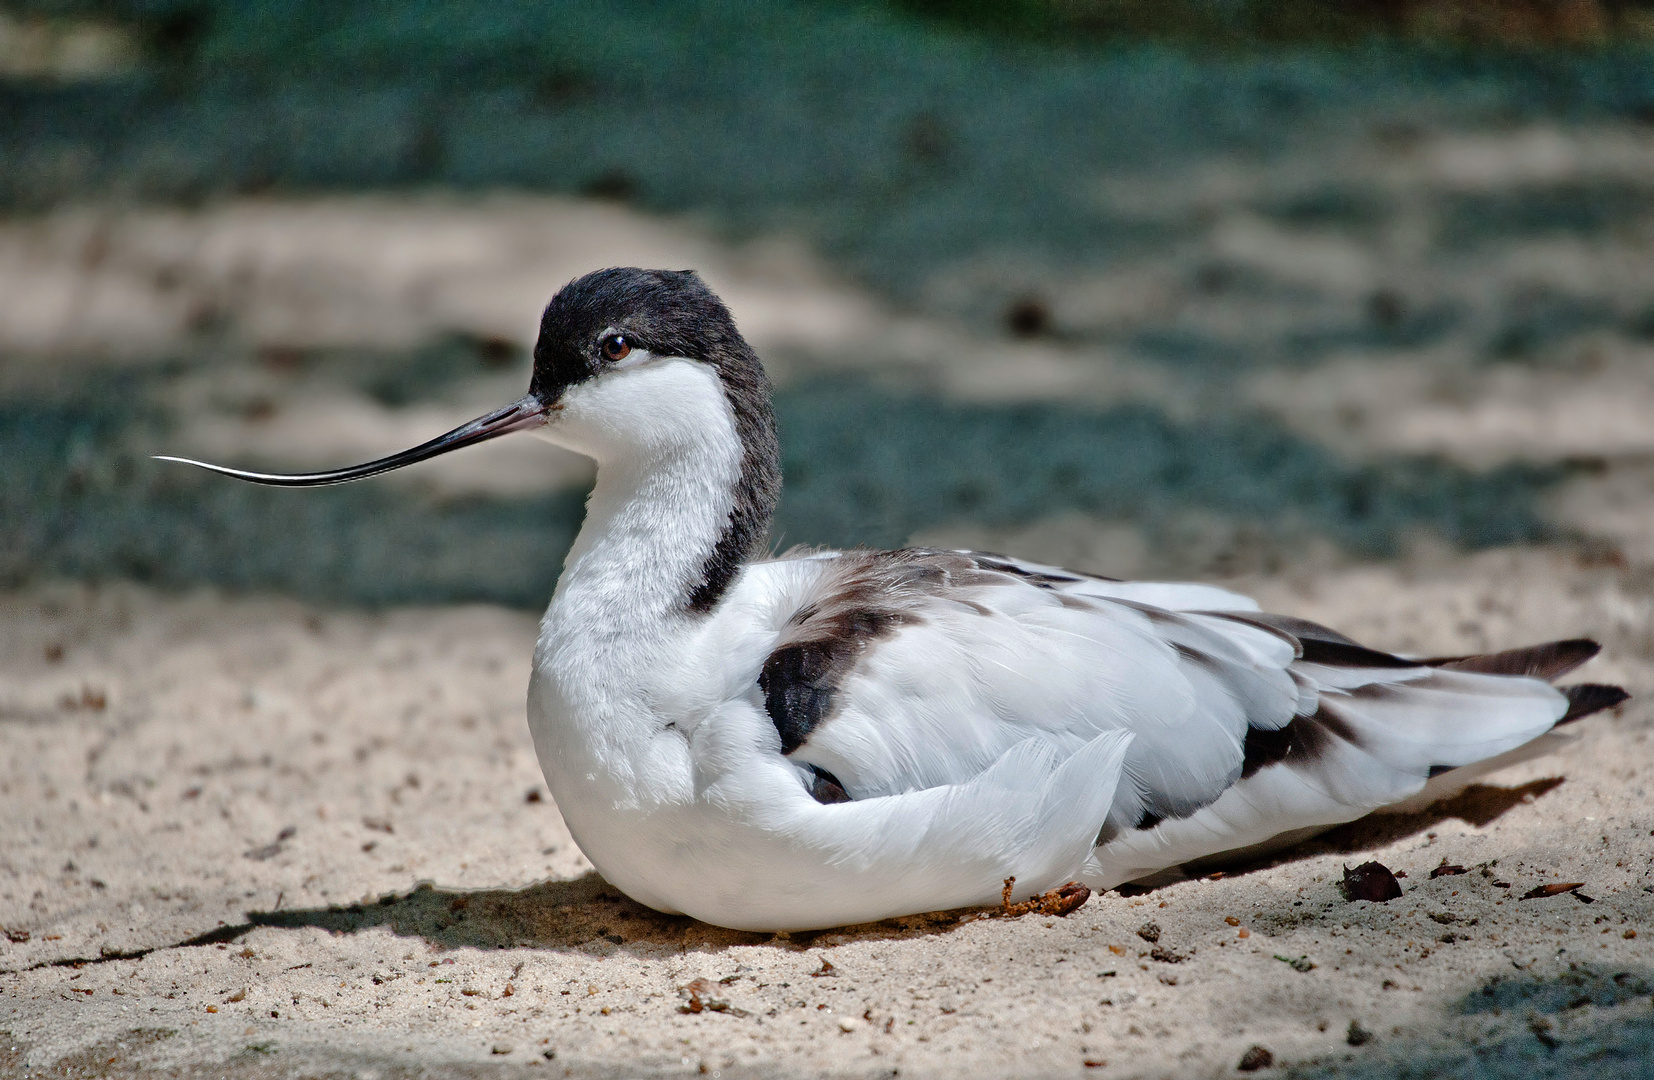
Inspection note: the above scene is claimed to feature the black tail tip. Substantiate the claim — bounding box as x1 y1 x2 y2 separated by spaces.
1559 683 1630 724
1425 638 1600 681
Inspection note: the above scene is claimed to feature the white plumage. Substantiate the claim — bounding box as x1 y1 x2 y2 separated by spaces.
159 267 1626 931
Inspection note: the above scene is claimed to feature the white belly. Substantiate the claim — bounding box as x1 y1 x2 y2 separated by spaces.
524 663 1131 931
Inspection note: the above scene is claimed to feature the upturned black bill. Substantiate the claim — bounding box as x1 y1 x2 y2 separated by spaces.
153 395 548 487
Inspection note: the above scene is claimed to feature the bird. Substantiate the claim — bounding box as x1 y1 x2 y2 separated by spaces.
159 266 1629 932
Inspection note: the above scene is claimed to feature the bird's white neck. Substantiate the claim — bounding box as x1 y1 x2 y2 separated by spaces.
549 360 750 631
545 359 751 640
528 358 771 815
554 452 741 651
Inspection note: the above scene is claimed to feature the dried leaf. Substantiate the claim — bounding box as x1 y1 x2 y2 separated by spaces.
1520 882 1586 901
1429 863 1468 879
678 977 711 1014
676 977 749 1018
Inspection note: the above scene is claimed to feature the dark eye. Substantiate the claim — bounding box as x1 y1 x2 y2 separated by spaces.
600 334 631 362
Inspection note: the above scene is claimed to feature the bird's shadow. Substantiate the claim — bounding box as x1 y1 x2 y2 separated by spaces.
1304 776 1566 854
199 778 1563 949
1125 777 1566 892
203 872 976 956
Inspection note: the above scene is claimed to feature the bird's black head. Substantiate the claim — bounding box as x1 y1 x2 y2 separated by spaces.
530 267 753 408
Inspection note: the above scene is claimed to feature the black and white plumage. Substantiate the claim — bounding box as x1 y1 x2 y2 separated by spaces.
159 267 1628 931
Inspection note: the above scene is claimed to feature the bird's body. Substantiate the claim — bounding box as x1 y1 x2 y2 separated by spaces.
161 267 1627 931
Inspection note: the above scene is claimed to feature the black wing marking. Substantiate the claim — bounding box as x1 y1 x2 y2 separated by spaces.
759 549 1055 769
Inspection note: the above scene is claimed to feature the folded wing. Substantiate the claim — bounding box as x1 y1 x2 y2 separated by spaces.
749 548 1624 887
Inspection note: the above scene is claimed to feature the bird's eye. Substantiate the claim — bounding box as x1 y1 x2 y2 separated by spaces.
600 334 631 362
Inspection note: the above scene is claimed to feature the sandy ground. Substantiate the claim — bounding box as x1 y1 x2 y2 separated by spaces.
3 184 1654 1076
0 553 1649 1079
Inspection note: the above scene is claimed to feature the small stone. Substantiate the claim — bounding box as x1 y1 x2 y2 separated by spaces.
1136 923 1161 943
1346 1020 1373 1047
491 1043 513 1055
837 1016 860 1033
1342 862 1402 903
1237 1045 1273 1071
1044 881 1092 917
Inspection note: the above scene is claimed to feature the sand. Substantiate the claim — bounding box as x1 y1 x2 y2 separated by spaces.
0 551 1649 1079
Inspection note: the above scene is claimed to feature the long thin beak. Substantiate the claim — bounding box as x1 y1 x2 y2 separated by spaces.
153 395 548 487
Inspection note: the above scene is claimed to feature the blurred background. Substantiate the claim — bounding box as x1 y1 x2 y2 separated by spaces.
5 0 1654 608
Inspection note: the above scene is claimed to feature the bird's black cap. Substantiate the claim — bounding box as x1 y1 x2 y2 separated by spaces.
531 267 750 405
